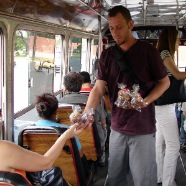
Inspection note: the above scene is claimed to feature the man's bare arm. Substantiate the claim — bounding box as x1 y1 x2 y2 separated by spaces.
85 80 106 111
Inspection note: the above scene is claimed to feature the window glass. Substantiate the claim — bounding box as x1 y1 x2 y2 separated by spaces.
91 39 98 82
14 30 30 112
14 31 64 143
81 38 88 72
14 30 63 113
175 45 186 71
54 35 63 92
69 37 82 72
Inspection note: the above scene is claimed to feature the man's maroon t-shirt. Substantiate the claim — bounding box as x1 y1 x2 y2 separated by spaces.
97 40 167 135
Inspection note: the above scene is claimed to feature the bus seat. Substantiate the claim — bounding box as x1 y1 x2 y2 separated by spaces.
56 106 102 162
79 91 90 96
0 171 30 186
18 126 90 186
56 106 72 125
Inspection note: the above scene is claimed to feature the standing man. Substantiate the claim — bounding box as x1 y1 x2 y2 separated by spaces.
84 5 170 186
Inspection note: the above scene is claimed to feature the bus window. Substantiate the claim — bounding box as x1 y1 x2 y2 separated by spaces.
14 31 64 143
176 45 186 72
54 35 63 92
69 37 82 72
81 38 88 72
14 30 30 113
90 39 98 81
14 31 63 113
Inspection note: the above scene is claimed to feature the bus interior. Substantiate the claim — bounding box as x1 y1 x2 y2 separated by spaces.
0 0 186 185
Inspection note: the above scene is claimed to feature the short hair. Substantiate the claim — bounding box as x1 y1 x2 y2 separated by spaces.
35 93 58 119
64 72 83 92
108 5 132 22
157 27 178 57
79 71 91 83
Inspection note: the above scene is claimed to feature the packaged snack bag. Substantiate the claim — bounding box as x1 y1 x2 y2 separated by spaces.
69 105 83 125
114 83 131 109
69 105 95 128
86 108 95 124
130 84 144 112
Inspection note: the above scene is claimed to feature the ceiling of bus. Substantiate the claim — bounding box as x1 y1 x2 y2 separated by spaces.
0 0 186 35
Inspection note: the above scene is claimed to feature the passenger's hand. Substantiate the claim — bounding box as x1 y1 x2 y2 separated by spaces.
65 123 83 138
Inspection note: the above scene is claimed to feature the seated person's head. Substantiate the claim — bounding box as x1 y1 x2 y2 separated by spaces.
79 71 91 84
35 93 58 120
64 72 83 93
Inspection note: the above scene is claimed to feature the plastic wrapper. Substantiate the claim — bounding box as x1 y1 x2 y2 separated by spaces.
130 84 144 112
69 105 95 128
114 83 131 109
85 108 95 124
69 105 83 125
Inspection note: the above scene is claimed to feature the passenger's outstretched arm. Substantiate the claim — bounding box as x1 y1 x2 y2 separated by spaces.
0 124 82 172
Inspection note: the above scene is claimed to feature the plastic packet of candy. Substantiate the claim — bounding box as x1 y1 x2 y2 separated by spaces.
114 83 131 109
69 105 83 125
69 106 95 128
86 108 95 124
130 84 144 112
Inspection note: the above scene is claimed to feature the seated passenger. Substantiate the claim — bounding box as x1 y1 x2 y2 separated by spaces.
79 71 93 94
0 123 82 184
35 93 82 155
35 92 90 177
59 72 88 105
60 72 107 166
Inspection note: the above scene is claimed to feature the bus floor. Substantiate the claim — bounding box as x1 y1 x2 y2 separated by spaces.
92 149 186 186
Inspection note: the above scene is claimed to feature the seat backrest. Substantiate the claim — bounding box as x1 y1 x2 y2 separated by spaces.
79 91 90 96
18 126 87 186
78 123 99 161
0 171 30 186
56 106 72 125
56 105 101 161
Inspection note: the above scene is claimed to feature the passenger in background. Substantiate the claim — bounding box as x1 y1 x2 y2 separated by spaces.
59 72 87 105
60 72 107 166
79 71 108 166
156 27 186 186
79 71 93 94
0 123 82 181
35 92 83 155
84 5 169 186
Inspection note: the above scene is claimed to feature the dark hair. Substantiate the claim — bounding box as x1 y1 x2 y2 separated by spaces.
35 93 58 119
157 27 178 57
64 72 83 92
108 5 132 22
79 71 91 83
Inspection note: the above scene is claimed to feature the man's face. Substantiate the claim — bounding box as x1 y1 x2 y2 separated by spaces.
108 13 133 46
